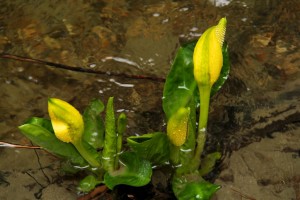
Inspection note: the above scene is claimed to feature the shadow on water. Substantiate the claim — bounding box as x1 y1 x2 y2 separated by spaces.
0 0 299 199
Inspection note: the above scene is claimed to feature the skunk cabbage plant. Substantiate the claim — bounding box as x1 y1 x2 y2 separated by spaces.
14 17 229 200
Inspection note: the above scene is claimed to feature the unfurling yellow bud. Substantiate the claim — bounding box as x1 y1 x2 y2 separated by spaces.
167 107 190 146
193 17 227 87
48 98 84 143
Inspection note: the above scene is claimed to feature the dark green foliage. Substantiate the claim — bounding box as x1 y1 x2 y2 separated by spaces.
83 99 105 149
163 41 230 120
127 132 170 165
19 118 87 166
104 152 152 189
78 175 102 192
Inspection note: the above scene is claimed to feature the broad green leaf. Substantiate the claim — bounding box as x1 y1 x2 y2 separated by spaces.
199 152 221 176
172 172 220 200
127 132 169 165
83 99 105 149
162 41 230 119
60 161 81 174
24 117 54 133
19 123 87 166
102 97 117 172
163 42 198 120
176 181 220 200
81 139 102 168
104 152 152 189
78 175 102 192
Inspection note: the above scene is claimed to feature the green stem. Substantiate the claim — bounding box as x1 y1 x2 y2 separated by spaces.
73 140 101 168
170 144 181 166
193 85 211 169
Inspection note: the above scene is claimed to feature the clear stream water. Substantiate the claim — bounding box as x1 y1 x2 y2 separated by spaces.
0 0 299 199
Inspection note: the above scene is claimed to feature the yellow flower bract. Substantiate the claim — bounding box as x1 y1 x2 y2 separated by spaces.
167 107 190 146
193 17 227 87
48 98 84 144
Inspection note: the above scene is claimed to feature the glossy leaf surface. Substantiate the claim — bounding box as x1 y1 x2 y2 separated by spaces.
19 121 86 166
25 117 54 133
104 152 152 189
83 99 105 149
163 41 230 119
172 172 220 200
163 42 197 120
127 132 169 165
78 175 102 192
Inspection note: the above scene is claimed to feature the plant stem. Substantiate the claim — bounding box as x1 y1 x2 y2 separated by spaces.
115 132 123 169
170 145 181 166
193 85 211 169
74 140 101 168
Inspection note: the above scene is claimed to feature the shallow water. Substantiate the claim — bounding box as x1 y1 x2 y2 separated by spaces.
0 0 299 199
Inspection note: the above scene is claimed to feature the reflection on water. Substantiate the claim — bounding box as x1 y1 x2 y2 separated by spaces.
102 56 141 69
0 0 299 199
209 0 232 7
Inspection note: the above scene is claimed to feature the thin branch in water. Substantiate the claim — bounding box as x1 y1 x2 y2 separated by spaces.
0 53 166 82
230 187 256 200
0 141 41 149
77 185 109 200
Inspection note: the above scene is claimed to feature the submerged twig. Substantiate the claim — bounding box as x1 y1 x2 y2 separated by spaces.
77 185 109 200
230 187 256 200
0 141 41 149
0 53 165 82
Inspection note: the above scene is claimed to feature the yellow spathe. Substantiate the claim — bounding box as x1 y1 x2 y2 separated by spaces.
167 107 190 146
48 98 84 143
193 17 227 87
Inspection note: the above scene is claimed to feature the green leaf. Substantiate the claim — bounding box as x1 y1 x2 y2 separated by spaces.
24 117 54 133
102 97 117 172
127 132 170 165
60 161 81 174
78 175 102 192
19 123 87 166
104 152 152 189
199 152 221 176
81 140 102 167
176 181 220 200
162 42 230 119
172 172 220 200
117 113 127 135
83 99 105 149
163 42 198 120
